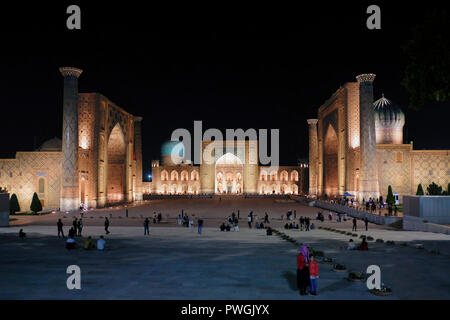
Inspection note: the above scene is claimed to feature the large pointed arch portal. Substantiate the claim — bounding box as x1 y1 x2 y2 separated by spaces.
106 123 126 202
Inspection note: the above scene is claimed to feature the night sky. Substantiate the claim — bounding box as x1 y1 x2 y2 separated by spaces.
1 2 449 179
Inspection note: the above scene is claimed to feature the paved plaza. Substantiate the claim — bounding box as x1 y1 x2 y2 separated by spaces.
2 198 450 300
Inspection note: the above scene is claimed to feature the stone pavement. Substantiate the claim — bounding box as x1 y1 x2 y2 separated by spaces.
0 225 449 300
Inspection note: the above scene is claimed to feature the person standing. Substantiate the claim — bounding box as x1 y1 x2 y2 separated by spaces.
197 218 203 234
73 218 78 236
77 218 83 236
105 217 110 234
178 214 182 225
364 217 369 231
294 210 297 219
189 217 194 232
305 217 310 231
247 214 252 229
144 218 150 235
57 219 64 238
126 208 129 218
237 210 240 220
264 212 269 224
297 245 310 295
309 255 319 295
394 205 398 216
352 217 357 232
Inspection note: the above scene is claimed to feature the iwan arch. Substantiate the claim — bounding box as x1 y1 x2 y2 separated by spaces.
0 67 144 211
308 73 450 202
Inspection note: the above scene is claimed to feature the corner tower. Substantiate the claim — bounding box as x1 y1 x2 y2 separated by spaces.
59 66 82 211
356 73 379 201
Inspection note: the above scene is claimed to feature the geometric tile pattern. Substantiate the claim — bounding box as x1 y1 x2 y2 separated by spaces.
0 152 62 209
412 151 450 193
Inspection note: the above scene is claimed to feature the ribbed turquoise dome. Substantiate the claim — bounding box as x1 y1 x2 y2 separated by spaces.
161 141 184 156
373 94 405 123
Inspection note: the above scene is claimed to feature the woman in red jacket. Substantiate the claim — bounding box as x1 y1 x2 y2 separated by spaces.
309 255 319 295
297 245 310 295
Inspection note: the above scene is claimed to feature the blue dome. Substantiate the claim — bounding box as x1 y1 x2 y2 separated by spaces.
373 94 405 123
161 141 184 156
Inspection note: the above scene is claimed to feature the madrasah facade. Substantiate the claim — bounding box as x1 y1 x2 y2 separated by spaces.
307 73 449 202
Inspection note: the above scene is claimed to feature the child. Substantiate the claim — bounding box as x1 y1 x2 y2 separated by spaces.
309 255 319 295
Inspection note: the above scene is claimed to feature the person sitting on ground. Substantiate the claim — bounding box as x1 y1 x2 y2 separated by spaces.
260 222 264 229
284 223 289 229
66 237 77 250
220 223 226 231
347 239 356 250
266 227 273 236
84 236 95 250
19 229 26 238
358 238 368 251
310 223 315 230
255 222 260 229
97 235 106 251
225 224 231 232
68 227 75 239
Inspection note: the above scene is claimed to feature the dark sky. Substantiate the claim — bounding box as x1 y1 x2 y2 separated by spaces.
0 1 449 179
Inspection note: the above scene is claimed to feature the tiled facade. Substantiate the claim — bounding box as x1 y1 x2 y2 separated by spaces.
309 75 449 202
150 140 307 195
0 68 143 211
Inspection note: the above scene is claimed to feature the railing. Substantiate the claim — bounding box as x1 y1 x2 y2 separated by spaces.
313 200 402 226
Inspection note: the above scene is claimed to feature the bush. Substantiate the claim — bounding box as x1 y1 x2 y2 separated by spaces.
367 236 374 241
333 263 347 270
360 235 366 239
311 250 324 257
400 242 407 246
352 234 358 237
348 272 365 280
416 184 424 195
387 185 395 206
427 182 443 195
322 257 333 263
386 240 395 245
9 194 20 214
30 192 42 214
376 239 384 243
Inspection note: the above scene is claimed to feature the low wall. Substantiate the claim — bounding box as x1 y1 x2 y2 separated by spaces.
313 200 402 226
403 214 450 235
0 193 9 227
403 195 450 224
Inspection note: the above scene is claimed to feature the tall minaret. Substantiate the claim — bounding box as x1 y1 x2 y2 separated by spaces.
307 119 318 195
59 67 82 212
133 116 144 201
356 73 379 202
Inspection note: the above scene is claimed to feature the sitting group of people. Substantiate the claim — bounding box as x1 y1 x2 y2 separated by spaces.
66 235 106 251
284 219 315 231
346 238 368 251
315 211 325 222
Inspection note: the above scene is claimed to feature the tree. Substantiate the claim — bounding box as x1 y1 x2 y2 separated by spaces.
401 10 450 110
386 185 395 206
416 184 424 196
426 182 442 196
30 192 42 214
9 194 20 214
